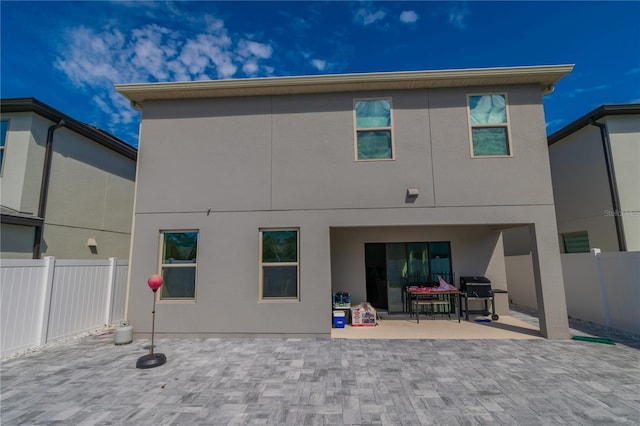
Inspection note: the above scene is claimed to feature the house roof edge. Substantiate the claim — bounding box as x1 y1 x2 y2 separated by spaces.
548 103 640 145
115 64 575 107
1 97 137 160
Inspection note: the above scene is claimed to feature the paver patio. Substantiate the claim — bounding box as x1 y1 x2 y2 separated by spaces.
1 312 639 425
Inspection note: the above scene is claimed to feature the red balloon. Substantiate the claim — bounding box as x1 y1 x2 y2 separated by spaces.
147 274 163 291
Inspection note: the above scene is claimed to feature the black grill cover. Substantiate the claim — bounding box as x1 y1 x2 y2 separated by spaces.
465 284 493 298
459 276 491 293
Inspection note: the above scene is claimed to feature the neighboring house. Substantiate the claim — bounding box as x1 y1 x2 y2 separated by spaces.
548 104 640 253
0 98 137 259
116 65 573 339
502 104 639 334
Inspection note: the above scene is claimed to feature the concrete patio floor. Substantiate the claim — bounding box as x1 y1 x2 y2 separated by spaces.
332 313 541 340
1 310 639 425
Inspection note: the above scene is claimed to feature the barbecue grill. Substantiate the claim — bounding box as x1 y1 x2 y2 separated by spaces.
459 276 499 321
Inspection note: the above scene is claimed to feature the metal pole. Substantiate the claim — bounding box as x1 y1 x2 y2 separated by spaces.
150 291 157 355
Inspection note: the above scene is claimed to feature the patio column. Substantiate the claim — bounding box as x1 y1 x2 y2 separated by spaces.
529 217 570 339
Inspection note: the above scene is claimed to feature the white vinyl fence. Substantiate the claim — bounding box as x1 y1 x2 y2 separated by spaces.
1 257 128 358
506 250 640 335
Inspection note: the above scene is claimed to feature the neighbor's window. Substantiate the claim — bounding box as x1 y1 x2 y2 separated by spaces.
0 120 8 174
159 231 198 300
562 232 590 253
468 94 511 156
259 228 299 300
354 98 394 160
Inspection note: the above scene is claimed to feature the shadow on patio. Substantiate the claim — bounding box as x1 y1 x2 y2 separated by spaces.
331 313 542 340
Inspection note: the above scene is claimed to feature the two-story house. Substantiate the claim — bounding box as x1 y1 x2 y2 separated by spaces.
116 65 573 339
549 104 640 253
0 98 137 259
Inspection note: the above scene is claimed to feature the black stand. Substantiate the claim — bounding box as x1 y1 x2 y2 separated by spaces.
136 353 166 369
136 289 166 369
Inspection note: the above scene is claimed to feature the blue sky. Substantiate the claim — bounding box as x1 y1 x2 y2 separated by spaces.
2 1 639 147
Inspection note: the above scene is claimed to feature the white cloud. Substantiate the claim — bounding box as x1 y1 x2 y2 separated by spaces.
130 25 176 80
54 26 124 88
54 16 275 136
238 40 273 60
263 65 275 76
179 34 237 78
399 11 419 24
311 59 326 71
448 5 470 30
545 118 565 129
243 60 259 75
354 8 386 26
566 85 609 98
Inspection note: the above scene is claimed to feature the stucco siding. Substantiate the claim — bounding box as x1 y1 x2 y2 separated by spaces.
606 115 640 251
0 113 39 213
125 78 569 338
136 98 272 213
330 225 508 305
135 86 554 214
0 224 35 259
44 126 135 233
41 224 132 259
127 210 332 336
271 91 436 210
431 85 554 206
21 115 53 215
549 125 618 251
128 203 561 336
1 107 136 260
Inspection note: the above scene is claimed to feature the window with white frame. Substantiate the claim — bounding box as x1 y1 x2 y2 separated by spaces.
158 231 198 300
259 228 299 300
467 94 511 157
0 120 8 174
354 98 394 160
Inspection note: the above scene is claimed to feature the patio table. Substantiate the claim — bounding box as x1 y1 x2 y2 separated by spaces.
406 288 461 324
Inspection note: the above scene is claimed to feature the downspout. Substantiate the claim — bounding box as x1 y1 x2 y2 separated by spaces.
33 119 65 258
590 120 627 251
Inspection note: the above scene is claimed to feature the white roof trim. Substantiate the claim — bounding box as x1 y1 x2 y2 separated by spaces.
115 64 574 107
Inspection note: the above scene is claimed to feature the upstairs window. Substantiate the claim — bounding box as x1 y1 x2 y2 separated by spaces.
0 120 8 174
468 94 512 157
158 231 198 300
354 98 394 160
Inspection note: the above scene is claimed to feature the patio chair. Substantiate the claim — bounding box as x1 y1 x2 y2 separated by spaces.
412 297 451 319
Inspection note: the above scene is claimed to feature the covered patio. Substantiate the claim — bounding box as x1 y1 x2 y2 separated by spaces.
331 310 542 340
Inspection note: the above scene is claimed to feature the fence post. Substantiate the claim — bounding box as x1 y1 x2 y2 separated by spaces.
105 257 117 326
592 248 610 327
38 256 56 346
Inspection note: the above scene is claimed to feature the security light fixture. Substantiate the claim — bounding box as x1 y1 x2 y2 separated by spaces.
407 188 419 197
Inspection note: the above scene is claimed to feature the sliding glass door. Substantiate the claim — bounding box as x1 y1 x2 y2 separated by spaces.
365 241 452 313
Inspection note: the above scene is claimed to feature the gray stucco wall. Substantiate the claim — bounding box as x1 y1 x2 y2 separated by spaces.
135 85 554 214
41 123 135 259
128 85 568 338
0 113 38 214
330 225 508 305
550 124 625 252
0 112 136 259
0 224 36 259
606 115 640 251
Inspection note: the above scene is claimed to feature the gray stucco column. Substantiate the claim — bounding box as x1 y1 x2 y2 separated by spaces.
528 218 570 339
